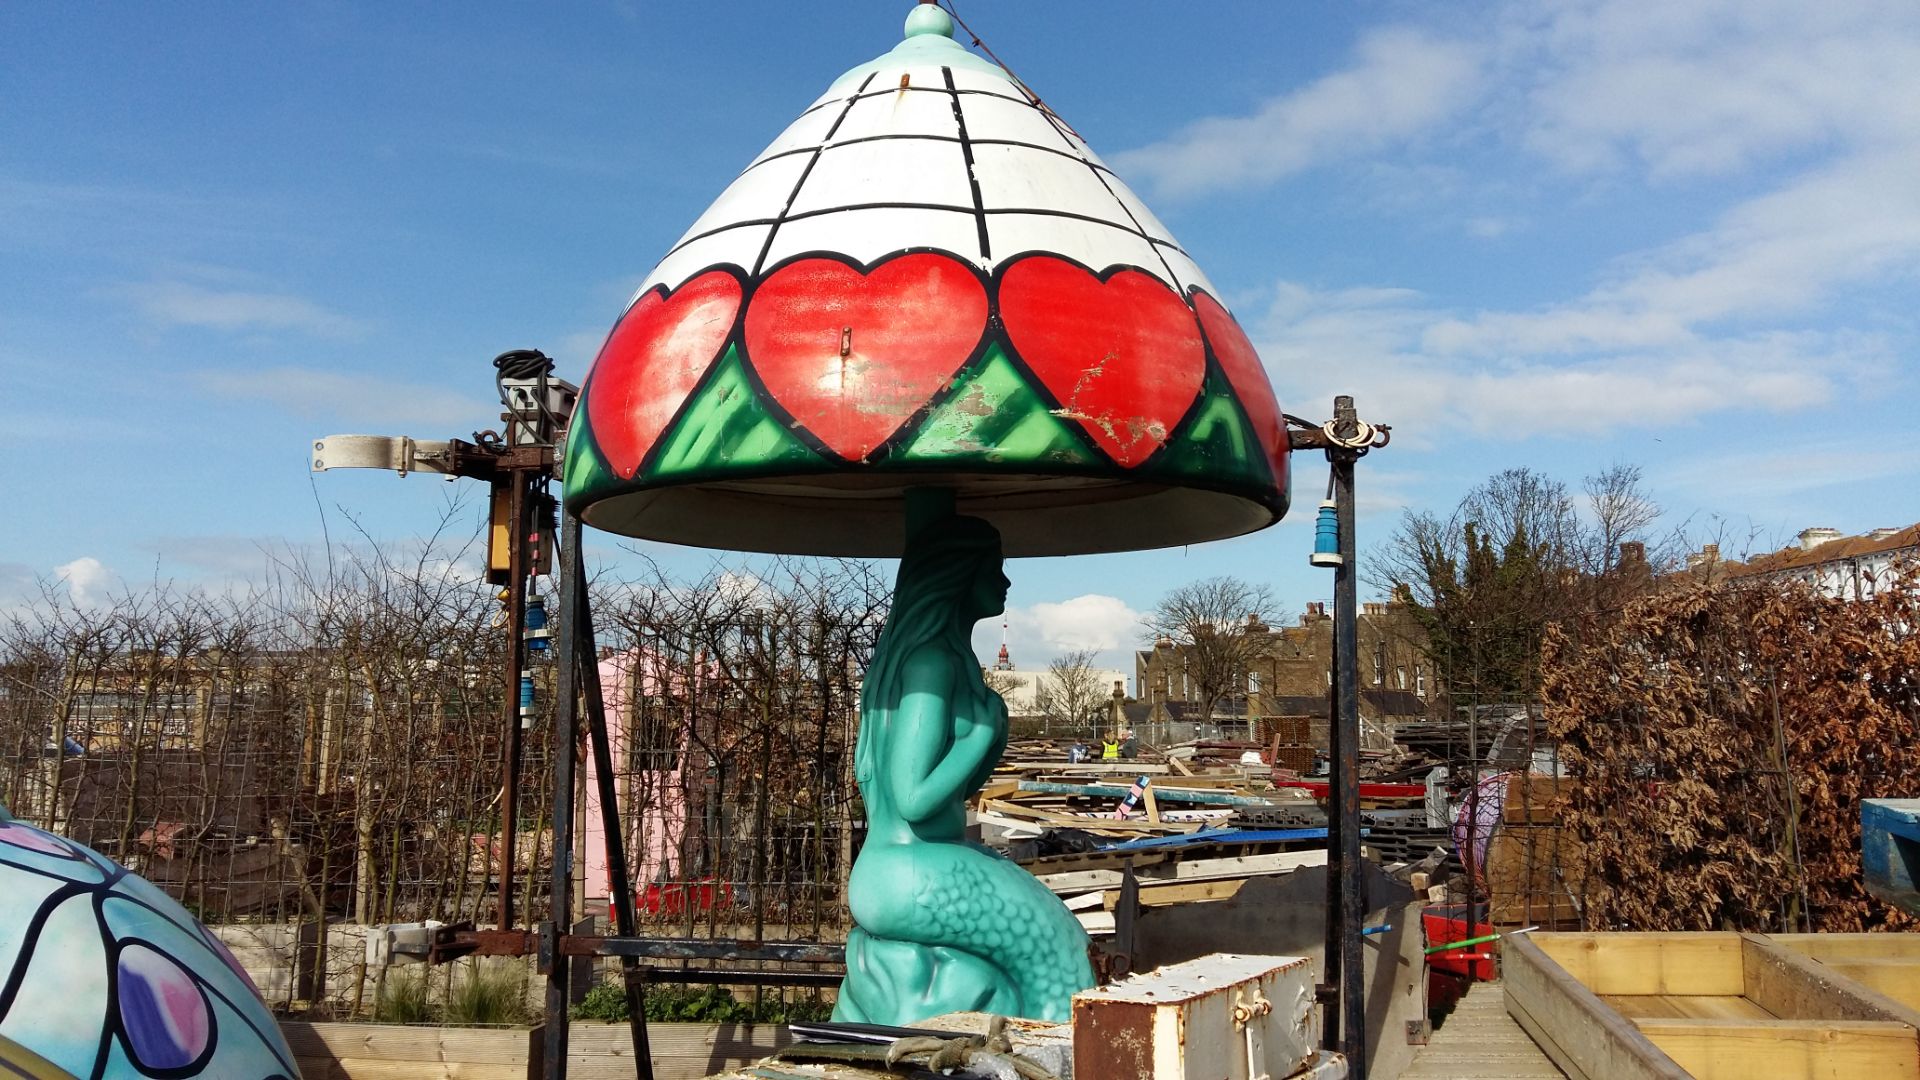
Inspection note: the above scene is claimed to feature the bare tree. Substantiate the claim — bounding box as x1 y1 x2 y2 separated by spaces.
1034 649 1108 740
1144 577 1280 721
1372 463 1668 699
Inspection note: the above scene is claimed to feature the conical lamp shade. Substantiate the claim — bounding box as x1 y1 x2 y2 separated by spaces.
566 6 1290 556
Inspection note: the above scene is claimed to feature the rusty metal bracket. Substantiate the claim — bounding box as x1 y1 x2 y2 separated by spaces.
428 923 537 963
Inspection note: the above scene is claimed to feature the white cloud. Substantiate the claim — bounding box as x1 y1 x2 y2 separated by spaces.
54 557 115 607
1022 594 1143 653
196 367 498 431
1257 281 1881 442
1515 0 1920 177
1425 149 1920 356
1112 28 1482 198
122 281 367 338
1658 440 1920 502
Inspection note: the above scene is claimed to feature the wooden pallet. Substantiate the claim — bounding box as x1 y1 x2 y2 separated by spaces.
1505 932 1920 1080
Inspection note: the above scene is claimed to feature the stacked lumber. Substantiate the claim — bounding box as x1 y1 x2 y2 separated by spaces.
1020 839 1331 937
1483 774 1584 928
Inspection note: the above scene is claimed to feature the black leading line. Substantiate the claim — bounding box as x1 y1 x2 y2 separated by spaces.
941 66 993 261
750 71 880 278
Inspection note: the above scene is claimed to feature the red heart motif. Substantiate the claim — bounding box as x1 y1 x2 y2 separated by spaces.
586 269 743 479
745 254 988 462
1192 289 1289 477
998 257 1206 468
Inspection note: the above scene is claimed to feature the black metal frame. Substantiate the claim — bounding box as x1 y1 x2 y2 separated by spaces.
533 509 849 1080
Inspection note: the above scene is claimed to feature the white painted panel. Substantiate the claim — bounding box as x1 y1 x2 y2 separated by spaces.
830 85 963 143
673 153 813 245
748 104 844 166
985 211 1165 279
640 225 770 293
946 66 1026 98
789 138 974 216
972 142 1130 223
1104 175 1183 245
760 206 985 271
955 92 1078 153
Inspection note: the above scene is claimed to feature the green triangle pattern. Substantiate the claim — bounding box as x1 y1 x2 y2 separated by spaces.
562 400 621 504
1148 368 1275 490
895 343 1097 467
646 343 826 482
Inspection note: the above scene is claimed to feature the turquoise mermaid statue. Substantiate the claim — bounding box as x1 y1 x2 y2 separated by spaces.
834 504 1095 1025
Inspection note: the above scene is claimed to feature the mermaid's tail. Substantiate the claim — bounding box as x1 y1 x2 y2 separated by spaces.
832 929 1022 1023
842 843 1095 1023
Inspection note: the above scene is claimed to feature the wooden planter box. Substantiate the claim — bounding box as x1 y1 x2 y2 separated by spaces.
1761 932 1920 1013
565 1021 792 1080
279 1020 791 1080
1505 932 1920 1080
281 1021 542 1080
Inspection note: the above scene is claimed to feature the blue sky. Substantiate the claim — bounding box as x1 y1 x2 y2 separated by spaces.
4 1 1917 676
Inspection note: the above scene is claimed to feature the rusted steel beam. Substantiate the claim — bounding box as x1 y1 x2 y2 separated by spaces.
559 936 848 965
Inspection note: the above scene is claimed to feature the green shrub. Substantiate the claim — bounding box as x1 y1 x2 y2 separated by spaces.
444 960 529 1026
373 968 432 1025
571 982 632 1022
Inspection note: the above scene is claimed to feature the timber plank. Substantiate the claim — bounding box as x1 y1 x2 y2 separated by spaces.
1633 1019 1920 1080
1819 959 1920 1011
567 1021 791 1080
1762 932 1920 963
1033 849 1325 894
1503 935 1691 1080
1605 994 1773 1021
1532 932 1744 996
281 1023 538 1071
1739 934 1920 1031
1101 877 1245 909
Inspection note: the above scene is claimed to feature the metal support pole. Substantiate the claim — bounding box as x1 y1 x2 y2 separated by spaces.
498 473 530 931
543 511 582 1079
1330 395 1368 1078
571 523 655 1080
1323 592 1345 1054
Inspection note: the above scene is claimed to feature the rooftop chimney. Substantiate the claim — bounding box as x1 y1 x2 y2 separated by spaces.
1619 541 1646 565
1868 527 1901 541
1798 527 1842 551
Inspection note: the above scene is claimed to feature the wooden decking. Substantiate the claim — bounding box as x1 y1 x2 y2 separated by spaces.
1399 982 1566 1079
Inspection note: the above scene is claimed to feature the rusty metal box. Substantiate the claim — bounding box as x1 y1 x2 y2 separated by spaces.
1072 952 1318 1079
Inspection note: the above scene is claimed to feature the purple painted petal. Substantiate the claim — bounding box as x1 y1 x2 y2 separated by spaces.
117 943 210 1070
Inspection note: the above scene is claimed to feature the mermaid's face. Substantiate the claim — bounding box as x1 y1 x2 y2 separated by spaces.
965 556 1010 619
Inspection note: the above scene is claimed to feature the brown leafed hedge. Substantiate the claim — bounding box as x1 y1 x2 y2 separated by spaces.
1543 566 1920 932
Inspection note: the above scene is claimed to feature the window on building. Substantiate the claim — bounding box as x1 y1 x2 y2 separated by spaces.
1396 665 1407 689
1416 665 1427 698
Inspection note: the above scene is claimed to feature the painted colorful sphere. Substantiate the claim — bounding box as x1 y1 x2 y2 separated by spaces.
0 817 300 1079
565 5 1291 556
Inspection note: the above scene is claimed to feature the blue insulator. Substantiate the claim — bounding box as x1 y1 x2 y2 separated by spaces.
519 673 535 718
1310 499 1343 567
525 595 551 653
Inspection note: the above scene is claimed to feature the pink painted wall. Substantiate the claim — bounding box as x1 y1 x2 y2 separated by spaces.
582 648 709 906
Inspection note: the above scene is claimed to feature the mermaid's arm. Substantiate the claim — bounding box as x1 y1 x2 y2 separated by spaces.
958 683 1008 798
888 650 1000 824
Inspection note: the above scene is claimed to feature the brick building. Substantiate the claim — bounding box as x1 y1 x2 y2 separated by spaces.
1133 598 1435 747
